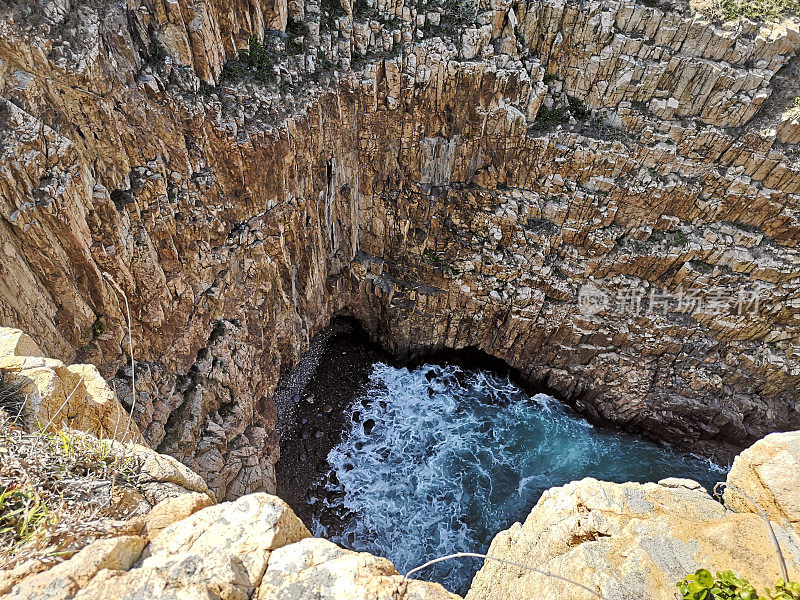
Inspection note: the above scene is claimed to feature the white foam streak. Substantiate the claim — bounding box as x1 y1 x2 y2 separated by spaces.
311 362 726 594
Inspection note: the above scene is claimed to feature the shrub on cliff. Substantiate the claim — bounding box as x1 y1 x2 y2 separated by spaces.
702 0 800 22
677 569 800 600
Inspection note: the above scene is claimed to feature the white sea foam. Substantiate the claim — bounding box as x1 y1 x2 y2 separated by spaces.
310 363 726 594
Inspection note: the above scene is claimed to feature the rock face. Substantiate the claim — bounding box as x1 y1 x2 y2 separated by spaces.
4 492 457 600
726 430 800 533
256 538 460 600
466 477 800 600
1 0 800 499
0 328 144 444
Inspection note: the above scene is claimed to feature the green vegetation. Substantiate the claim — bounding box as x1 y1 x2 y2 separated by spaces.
677 569 800 600
422 249 453 272
0 413 141 569
627 238 650 253
566 95 588 119
673 230 688 246
89 311 105 341
689 259 715 274
440 0 477 34
148 40 167 62
321 0 346 28
222 36 278 84
532 104 567 129
353 0 374 20
714 0 800 21
286 19 307 55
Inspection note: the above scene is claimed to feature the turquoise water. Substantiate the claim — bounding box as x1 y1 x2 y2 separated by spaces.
310 363 727 594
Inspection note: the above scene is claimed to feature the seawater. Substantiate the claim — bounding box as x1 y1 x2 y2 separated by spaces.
308 363 727 594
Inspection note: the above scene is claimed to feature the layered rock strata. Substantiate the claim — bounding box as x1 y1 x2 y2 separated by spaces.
1 0 800 498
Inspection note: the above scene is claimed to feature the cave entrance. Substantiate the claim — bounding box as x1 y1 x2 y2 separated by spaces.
273 317 726 595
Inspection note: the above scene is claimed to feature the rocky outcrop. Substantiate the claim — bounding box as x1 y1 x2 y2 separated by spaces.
1 0 799 500
256 537 460 600
726 430 800 533
4 492 458 600
0 327 144 444
466 476 800 600
468 431 800 600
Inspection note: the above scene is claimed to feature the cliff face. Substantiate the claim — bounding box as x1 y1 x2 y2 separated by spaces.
1 0 800 499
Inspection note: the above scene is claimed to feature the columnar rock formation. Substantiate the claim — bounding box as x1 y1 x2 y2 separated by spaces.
1 0 799 498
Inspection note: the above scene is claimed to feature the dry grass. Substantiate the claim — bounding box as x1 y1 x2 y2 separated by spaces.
0 409 144 570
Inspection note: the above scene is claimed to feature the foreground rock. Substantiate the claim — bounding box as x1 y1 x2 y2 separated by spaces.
256 538 459 600
4 494 457 600
0 328 143 444
467 472 800 600
726 431 800 534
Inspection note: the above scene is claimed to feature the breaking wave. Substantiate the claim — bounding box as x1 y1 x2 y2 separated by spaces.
309 363 727 594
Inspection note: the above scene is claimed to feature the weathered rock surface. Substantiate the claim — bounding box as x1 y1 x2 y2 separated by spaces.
0 327 143 444
726 430 800 533
4 490 456 600
466 477 800 600
1 0 799 502
256 537 459 600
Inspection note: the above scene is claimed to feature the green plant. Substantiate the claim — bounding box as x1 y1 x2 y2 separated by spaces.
353 0 372 20
148 40 167 62
566 95 588 119
0 488 53 546
0 412 142 569
677 569 800 600
440 0 477 33
89 312 105 340
222 36 277 83
422 249 453 272
286 19 306 54
532 104 567 129
321 0 346 28
689 259 715 274
716 0 800 21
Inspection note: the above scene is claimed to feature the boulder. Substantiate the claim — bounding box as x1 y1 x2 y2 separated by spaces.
725 431 800 534
255 537 460 600
0 328 143 445
67 494 311 600
466 478 800 600
5 536 147 600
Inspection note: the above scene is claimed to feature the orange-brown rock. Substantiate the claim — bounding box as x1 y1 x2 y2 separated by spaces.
0 0 799 499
